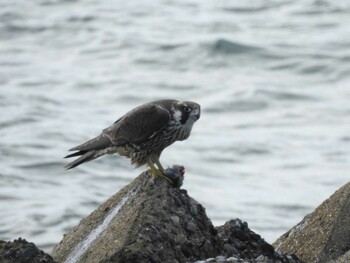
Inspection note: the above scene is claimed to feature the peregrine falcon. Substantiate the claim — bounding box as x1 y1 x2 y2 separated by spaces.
65 99 200 183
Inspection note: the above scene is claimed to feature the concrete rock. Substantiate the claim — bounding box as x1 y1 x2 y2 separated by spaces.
53 171 302 263
273 182 350 263
52 171 218 263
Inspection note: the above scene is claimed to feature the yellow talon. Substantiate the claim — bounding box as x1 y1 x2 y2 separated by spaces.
147 160 173 184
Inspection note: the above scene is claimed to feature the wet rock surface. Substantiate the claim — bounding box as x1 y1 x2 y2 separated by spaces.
0 238 56 263
273 182 350 263
214 219 300 263
52 170 218 263
2 172 350 263
52 170 302 263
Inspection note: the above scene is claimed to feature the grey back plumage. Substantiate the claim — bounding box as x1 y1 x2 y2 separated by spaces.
103 103 171 145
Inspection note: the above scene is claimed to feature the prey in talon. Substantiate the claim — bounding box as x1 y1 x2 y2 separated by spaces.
164 165 185 188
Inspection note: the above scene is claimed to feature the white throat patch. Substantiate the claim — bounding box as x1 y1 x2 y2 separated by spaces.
173 109 182 123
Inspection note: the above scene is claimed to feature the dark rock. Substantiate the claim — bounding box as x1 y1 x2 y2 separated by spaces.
5 176 350 263
273 182 350 263
186 222 197 233
52 171 218 263
223 244 235 255
216 219 278 260
52 170 302 263
0 238 56 263
170 215 180 227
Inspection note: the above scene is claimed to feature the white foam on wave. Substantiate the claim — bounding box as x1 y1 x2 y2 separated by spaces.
64 186 139 263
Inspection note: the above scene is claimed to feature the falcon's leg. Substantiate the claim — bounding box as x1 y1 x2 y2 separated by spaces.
147 160 159 176
146 159 173 184
154 157 165 172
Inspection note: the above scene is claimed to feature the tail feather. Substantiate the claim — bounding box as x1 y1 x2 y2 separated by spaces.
65 134 114 169
64 150 87 159
65 151 96 170
69 134 111 152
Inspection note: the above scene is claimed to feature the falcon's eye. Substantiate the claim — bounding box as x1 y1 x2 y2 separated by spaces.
183 106 191 113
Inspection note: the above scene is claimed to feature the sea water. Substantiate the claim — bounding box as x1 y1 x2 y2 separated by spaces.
0 0 350 252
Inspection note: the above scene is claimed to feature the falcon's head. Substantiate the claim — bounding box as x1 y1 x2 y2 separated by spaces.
172 101 201 126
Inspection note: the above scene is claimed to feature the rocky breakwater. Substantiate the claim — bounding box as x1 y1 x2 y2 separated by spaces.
52 170 302 263
274 182 350 263
0 238 56 263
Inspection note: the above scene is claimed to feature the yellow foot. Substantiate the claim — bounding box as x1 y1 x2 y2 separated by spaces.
147 160 174 185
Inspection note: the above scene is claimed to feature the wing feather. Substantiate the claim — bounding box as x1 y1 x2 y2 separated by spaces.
103 104 170 145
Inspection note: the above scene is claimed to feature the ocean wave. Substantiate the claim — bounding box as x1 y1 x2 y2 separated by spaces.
206 99 269 113
210 39 263 55
1 0 350 253
15 161 65 170
256 90 319 101
221 1 292 13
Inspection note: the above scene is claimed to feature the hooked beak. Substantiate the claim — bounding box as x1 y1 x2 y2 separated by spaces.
192 108 200 121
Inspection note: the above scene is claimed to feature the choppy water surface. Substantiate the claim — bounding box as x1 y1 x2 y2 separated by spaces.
1 0 350 252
